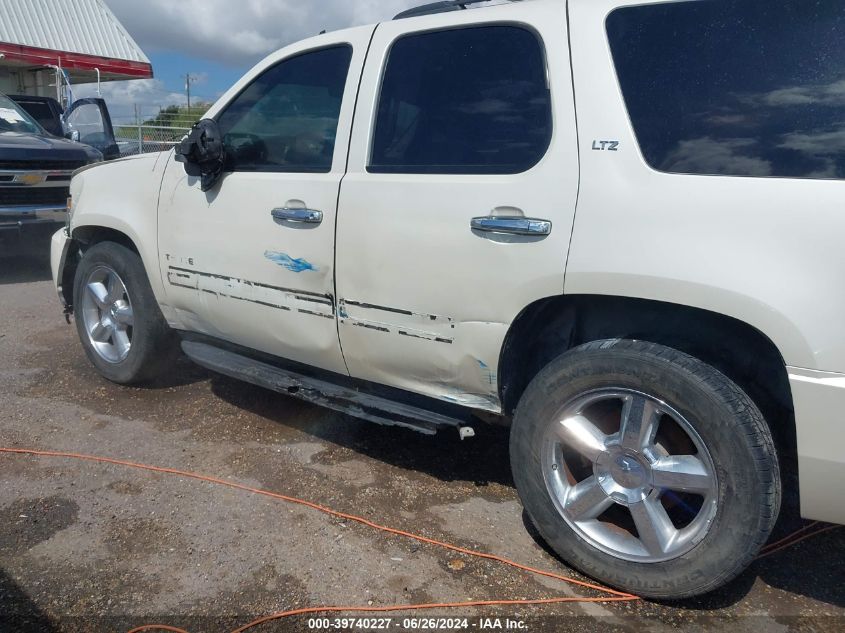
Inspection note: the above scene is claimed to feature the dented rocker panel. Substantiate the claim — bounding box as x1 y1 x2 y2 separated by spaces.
181 338 477 435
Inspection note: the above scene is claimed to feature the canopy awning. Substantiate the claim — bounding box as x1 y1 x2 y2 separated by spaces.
0 0 152 82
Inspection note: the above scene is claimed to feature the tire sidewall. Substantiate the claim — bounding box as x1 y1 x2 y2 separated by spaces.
510 341 779 598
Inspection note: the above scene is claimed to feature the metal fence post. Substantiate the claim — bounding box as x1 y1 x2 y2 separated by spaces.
138 125 143 155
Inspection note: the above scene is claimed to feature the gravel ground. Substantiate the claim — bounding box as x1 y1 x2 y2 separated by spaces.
0 232 843 633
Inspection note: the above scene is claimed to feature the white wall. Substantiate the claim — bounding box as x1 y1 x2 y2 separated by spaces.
0 67 20 93
0 65 58 97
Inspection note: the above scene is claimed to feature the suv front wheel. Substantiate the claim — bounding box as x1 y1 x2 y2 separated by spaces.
73 241 176 384
510 339 781 599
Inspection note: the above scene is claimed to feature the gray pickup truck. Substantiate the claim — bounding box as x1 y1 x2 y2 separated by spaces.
0 92 102 235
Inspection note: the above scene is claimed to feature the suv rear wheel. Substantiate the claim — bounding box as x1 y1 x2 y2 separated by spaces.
510 339 781 599
73 241 176 384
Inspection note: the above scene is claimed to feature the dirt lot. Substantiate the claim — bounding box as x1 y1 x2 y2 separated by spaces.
1 233 843 633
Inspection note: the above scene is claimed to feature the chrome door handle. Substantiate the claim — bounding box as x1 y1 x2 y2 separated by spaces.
271 207 323 224
471 216 552 236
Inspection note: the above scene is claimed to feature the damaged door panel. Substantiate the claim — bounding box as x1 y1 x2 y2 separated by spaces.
339 299 455 343
157 28 375 375
166 266 334 317
335 9 579 410
338 299 506 411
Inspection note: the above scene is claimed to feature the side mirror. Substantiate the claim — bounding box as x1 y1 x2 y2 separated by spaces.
66 130 81 142
175 119 227 192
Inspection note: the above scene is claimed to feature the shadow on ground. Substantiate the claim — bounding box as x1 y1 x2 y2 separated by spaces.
0 231 55 285
520 481 844 611
754 524 844 608
0 569 58 633
210 374 514 488
210 372 845 612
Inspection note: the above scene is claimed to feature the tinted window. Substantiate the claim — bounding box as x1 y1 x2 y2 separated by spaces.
217 46 352 173
370 26 551 175
16 101 61 135
607 0 845 179
0 94 41 135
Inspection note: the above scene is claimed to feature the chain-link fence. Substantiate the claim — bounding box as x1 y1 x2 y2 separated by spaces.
114 124 192 157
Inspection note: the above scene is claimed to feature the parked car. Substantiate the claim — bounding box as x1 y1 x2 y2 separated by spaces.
50 0 845 599
9 94 120 161
0 92 101 235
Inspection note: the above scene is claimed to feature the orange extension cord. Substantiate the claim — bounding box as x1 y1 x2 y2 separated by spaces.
0 447 837 633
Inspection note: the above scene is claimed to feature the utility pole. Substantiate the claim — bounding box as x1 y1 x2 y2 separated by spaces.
185 73 197 109
135 104 142 154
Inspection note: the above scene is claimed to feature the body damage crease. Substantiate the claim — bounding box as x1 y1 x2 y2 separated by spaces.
166 266 333 319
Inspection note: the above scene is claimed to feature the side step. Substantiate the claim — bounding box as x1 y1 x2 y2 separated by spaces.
181 340 467 435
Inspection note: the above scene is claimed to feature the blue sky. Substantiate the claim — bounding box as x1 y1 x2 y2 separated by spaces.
74 0 423 123
87 51 245 125
143 51 245 112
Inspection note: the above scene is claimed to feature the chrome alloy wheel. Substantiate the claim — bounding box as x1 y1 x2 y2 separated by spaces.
80 265 134 364
542 389 718 563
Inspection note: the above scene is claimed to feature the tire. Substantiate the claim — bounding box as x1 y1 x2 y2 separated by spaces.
510 339 780 599
73 241 177 384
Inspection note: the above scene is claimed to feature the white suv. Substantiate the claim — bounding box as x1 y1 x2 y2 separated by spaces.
51 0 845 598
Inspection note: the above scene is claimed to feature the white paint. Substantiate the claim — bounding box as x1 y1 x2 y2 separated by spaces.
66 151 169 302
156 26 375 376
336 1 578 408
787 367 845 523
567 0 845 523
53 0 845 525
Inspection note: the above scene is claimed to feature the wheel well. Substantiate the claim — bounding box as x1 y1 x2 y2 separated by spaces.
498 295 796 456
72 226 140 254
61 226 140 309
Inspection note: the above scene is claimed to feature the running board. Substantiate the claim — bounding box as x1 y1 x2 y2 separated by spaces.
181 340 466 435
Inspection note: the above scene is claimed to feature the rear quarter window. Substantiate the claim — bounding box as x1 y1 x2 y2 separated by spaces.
607 0 845 180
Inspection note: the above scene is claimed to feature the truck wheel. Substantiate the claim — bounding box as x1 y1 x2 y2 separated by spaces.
510 339 780 599
73 241 176 384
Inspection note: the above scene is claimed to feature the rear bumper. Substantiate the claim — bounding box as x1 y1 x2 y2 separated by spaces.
789 367 845 524
0 204 67 231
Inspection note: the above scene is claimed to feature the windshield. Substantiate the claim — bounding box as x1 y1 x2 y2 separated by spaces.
0 94 44 135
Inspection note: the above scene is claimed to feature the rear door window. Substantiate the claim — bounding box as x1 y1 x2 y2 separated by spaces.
369 25 552 175
15 100 61 136
607 0 845 179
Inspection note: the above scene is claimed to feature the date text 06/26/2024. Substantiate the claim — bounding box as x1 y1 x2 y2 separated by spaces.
306 617 529 630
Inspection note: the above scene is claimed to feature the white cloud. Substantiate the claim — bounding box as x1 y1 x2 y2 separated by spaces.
762 87 816 107
72 78 189 124
779 127 845 155
103 0 421 66
757 77 845 108
660 137 773 177
705 114 749 126
76 1 501 124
